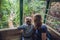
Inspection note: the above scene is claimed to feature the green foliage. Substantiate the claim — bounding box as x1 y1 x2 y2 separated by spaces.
0 0 20 29
0 0 46 29
23 0 46 21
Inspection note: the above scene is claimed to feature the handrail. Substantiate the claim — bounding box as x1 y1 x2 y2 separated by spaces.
0 25 60 36
47 25 60 37
0 25 60 39
0 27 18 32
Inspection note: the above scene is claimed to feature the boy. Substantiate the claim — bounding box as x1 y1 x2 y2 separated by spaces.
18 17 34 40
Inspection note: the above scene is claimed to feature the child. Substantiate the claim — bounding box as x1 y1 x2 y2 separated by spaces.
18 17 34 40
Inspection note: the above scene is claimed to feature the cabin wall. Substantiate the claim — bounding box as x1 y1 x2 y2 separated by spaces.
0 29 21 40
0 28 60 40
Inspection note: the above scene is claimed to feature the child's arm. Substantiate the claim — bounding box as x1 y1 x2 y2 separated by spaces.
17 25 26 30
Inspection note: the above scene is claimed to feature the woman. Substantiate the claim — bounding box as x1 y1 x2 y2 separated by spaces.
32 14 47 40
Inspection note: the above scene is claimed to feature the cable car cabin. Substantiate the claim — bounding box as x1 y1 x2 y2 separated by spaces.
0 0 60 40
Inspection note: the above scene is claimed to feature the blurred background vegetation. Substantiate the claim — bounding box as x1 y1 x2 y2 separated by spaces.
0 0 46 29
0 0 20 28
0 0 60 33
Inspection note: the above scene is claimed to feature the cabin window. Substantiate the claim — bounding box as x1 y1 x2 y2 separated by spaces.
23 0 47 23
46 2 60 33
0 0 20 29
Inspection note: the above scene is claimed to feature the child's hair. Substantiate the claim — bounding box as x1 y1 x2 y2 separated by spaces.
25 16 32 23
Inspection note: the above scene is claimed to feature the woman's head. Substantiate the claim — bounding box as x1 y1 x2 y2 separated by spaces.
33 13 42 27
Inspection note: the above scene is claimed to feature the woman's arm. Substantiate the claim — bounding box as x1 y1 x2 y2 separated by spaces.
42 33 47 40
41 24 47 40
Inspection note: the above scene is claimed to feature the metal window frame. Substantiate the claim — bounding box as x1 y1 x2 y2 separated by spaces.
44 0 50 23
20 0 51 25
44 0 60 23
20 0 23 25
20 0 60 25
20 0 49 25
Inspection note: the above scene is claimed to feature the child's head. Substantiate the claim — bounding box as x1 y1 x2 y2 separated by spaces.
25 17 32 25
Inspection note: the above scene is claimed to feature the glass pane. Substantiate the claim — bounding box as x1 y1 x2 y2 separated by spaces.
0 0 20 29
46 2 60 33
23 0 47 23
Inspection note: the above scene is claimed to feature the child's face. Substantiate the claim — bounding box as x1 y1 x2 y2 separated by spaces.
25 18 32 25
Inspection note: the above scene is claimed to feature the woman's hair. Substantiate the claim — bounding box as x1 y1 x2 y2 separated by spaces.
33 13 42 28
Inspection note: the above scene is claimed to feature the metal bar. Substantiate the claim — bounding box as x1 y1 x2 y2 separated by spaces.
20 0 23 25
44 0 50 23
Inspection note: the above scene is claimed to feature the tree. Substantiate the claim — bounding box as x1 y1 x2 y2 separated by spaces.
0 0 20 29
